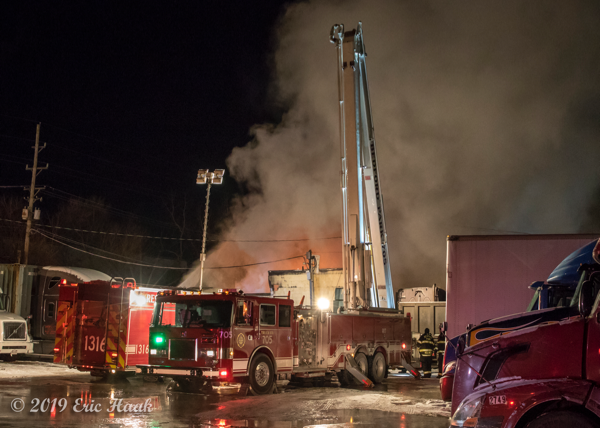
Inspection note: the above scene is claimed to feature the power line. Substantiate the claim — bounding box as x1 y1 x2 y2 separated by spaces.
0 113 38 124
33 228 189 269
0 218 342 243
33 228 305 270
49 142 184 184
43 188 178 229
41 121 186 170
48 164 172 198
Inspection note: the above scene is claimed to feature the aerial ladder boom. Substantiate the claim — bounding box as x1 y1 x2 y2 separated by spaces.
330 22 394 309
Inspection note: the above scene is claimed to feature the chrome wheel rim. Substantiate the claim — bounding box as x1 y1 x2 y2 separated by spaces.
373 354 385 379
255 361 270 387
356 354 368 375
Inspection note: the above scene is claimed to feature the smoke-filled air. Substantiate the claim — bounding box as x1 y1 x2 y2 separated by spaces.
179 0 600 292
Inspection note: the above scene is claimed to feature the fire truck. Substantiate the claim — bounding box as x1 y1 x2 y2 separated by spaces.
137 23 419 393
136 288 414 393
53 277 162 378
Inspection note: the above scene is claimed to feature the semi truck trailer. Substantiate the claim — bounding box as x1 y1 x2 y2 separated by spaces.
446 234 600 339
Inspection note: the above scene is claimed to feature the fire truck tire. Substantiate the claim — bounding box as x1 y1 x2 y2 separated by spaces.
354 352 369 377
525 410 596 428
249 354 274 395
369 352 386 384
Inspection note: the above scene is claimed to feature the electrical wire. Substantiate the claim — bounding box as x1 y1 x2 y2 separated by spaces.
33 228 305 270
42 188 179 229
0 217 342 243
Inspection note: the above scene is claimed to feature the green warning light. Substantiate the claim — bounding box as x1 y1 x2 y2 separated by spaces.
154 336 164 344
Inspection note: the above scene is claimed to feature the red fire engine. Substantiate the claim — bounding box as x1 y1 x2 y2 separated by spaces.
53 278 162 377
136 289 414 393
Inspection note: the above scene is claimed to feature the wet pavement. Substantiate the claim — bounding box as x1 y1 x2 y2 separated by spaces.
0 364 450 428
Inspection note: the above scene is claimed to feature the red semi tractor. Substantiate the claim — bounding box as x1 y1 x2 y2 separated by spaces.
136 289 415 393
449 238 600 428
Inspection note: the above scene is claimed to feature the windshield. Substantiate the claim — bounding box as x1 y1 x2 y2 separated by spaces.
527 286 576 311
154 300 232 328
526 290 540 312
569 271 588 307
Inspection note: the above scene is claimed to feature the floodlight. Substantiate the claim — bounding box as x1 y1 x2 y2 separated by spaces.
196 169 208 184
317 297 330 310
212 169 225 184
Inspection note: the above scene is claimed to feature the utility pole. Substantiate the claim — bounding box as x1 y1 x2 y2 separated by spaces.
306 250 314 307
23 123 48 265
196 169 225 291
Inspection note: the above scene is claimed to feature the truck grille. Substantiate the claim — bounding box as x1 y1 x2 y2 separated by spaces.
169 339 197 360
3 322 26 340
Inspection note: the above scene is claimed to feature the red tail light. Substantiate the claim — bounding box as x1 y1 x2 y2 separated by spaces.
111 352 118 358
219 370 228 377
346 344 351 351
53 347 60 353
402 343 406 349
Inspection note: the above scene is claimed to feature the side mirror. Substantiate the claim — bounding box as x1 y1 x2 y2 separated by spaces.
579 280 593 317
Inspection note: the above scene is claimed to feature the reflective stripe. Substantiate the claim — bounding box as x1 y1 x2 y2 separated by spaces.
233 359 248 372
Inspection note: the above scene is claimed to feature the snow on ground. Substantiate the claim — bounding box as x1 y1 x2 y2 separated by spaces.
197 386 452 421
0 361 88 379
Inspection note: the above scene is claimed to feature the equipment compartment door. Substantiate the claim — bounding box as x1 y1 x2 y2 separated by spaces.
276 304 293 372
232 299 255 375
259 303 278 357
73 301 107 367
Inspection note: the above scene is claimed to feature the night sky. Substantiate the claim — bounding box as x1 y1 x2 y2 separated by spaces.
2 2 600 291
1 1 288 222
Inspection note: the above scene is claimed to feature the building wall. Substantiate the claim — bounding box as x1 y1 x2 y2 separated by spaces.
268 269 343 310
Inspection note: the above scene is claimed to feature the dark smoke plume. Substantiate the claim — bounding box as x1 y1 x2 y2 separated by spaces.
180 0 600 292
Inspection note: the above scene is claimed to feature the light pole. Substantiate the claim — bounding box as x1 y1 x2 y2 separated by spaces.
196 168 225 291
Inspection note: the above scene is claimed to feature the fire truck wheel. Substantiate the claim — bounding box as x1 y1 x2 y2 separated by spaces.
249 354 274 395
143 375 159 383
369 352 386 384
525 410 596 428
354 352 369 377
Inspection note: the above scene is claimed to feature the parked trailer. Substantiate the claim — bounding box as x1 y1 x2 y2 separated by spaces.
398 301 446 362
137 289 416 393
445 234 600 339
53 278 162 377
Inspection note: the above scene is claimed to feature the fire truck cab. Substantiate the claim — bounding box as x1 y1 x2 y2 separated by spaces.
137 289 413 394
138 289 294 393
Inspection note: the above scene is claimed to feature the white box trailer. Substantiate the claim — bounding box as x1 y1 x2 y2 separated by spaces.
398 301 446 361
445 234 600 339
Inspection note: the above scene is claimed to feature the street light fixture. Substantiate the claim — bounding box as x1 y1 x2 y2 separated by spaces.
196 168 225 290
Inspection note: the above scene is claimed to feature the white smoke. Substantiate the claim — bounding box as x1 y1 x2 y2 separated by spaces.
183 0 600 292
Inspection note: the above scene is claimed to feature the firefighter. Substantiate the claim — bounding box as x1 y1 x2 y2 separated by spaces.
435 330 446 378
418 328 435 378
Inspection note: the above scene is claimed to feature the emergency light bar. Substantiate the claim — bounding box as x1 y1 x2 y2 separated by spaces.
217 289 242 295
